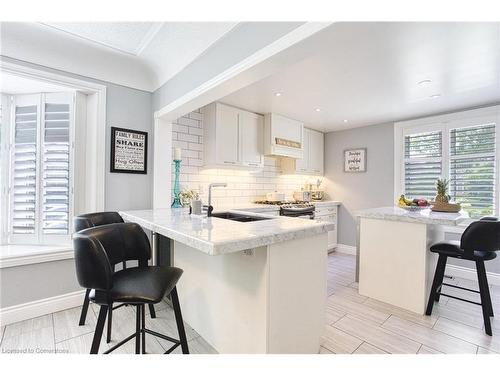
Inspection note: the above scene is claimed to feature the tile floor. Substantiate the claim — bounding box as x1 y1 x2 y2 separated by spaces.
1 252 499 354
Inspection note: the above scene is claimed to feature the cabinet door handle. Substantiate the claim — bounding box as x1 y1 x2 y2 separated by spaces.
223 161 236 164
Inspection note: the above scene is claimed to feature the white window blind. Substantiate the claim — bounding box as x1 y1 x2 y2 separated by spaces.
42 100 71 235
8 93 74 244
404 131 442 200
11 100 38 235
450 124 496 218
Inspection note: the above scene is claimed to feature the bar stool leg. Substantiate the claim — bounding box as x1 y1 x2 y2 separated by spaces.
171 287 189 354
79 289 91 326
426 254 448 315
135 305 141 354
149 304 156 319
106 304 113 343
476 260 493 335
479 265 494 317
141 304 146 354
91 305 108 354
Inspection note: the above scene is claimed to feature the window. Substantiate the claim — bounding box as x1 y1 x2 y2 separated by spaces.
6 93 74 245
404 131 442 200
396 106 499 220
450 124 496 218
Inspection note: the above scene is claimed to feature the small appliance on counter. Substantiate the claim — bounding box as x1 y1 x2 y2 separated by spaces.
310 190 324 201
266 191 286 202
293 190 311 202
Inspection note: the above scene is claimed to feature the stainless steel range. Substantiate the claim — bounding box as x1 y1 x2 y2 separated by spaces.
254 200 315 219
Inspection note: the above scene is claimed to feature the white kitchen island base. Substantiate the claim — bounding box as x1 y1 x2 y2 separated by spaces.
357 207 468 315
173 233 327 354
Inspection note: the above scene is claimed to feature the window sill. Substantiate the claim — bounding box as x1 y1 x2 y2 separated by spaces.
0 244 74 269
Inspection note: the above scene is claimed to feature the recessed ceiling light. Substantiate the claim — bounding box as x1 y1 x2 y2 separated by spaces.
418 79 432 85
315 108 321 112
343 119 348 123
274 92 282 97
429 94 441 99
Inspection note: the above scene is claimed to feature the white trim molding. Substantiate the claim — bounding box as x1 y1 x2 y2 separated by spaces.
0 290 85 326
446 264 500 287
0 247 74 269
334 243 357 256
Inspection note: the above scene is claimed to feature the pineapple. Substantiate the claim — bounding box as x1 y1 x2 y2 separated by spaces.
435 178 450 204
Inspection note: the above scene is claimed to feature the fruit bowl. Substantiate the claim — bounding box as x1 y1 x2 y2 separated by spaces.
397 204 429 211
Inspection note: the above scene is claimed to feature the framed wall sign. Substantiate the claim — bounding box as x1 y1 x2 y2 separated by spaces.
344 148 367 173
110 127 148 174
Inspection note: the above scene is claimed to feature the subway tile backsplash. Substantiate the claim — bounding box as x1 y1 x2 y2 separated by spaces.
171 109 325 206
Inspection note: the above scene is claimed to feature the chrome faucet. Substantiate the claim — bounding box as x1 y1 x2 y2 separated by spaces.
206 182 227 216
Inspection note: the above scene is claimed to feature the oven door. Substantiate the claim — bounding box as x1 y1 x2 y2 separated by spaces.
280 207 315 219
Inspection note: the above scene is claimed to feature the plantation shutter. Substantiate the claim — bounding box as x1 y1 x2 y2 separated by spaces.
8 93 73 243
450 123 496 218
10 95 39 237
404 131 442 200
42 93 72 235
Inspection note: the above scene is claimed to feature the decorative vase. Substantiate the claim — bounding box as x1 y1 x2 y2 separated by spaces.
171 159 182 208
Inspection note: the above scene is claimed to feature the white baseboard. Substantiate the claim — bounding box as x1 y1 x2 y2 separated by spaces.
446 264 500 287
0 290 85 326
334 244 357 256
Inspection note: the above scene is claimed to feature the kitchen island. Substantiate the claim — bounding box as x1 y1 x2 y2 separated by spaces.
120 208 334 354
356 206 469 314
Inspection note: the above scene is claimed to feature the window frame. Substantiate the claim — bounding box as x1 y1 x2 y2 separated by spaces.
394 105 500 226
6 93 75 245
0 59 107 264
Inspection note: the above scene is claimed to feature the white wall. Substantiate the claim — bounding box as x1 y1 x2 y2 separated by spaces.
171 109 324 206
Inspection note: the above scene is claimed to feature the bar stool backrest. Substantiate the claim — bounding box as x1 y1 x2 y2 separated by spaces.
460 217 500 255
74 212 124 233
73 223 151 291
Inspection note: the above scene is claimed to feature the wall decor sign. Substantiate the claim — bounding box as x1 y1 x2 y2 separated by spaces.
275 137 301 149
344 148 367 173
110 127 148 174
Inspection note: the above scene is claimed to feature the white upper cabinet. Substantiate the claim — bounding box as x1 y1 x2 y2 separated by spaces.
282 127 324 175
309 129 324 175
203 102 264 169
239 110 264 167
214 103 239 166
263 113 304 158
294 128 309 173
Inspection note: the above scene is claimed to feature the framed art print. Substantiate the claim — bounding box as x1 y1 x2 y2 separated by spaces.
110 127 148 174
344 148 366 172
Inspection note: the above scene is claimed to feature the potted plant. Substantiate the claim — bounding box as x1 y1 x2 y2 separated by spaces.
179 190 199 207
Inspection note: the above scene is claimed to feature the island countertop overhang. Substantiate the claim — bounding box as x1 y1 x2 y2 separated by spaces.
120 208 334 256
355 206 470 226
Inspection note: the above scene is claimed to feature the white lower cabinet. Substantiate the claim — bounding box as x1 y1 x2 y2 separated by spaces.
314 203 338 250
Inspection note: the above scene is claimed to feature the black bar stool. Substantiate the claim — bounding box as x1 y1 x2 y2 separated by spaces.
426 217 500 335
74 212 156 343
73 222 189 354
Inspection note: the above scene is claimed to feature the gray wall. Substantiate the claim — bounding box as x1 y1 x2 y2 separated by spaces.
0 57 153 308
325 121 500 275
324 122 395 247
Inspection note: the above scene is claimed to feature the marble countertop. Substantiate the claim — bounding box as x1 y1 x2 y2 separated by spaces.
355 206 469 226
120 208 334 256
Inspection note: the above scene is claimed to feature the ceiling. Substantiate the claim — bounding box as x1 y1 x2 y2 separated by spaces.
221 22 500 132
40 22 238 89
1 72 75 94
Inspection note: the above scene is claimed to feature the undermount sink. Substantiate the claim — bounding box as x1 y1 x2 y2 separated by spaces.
210 212 274 222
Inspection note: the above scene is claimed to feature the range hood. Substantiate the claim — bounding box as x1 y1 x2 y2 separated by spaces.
263 113 304 158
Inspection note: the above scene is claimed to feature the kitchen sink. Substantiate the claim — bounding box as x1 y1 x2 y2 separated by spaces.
210 212 274 222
